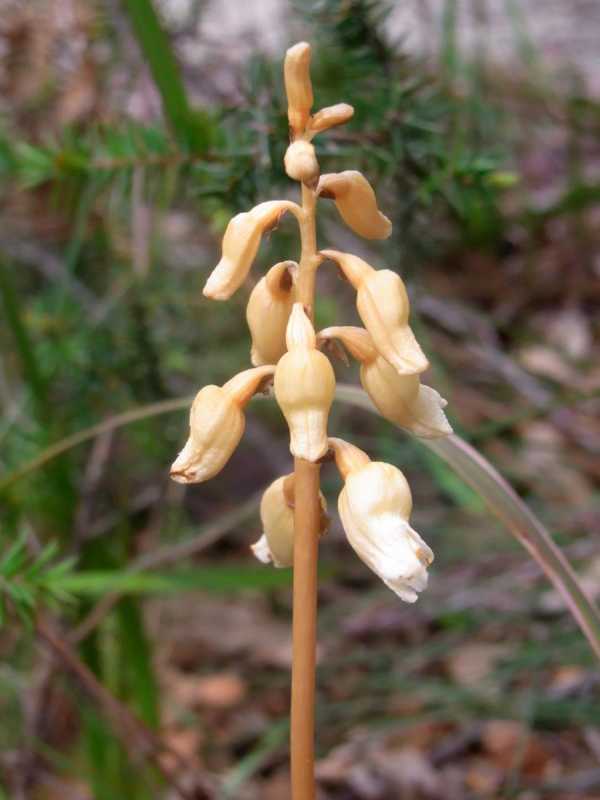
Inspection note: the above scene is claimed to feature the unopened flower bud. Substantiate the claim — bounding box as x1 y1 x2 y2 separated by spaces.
317 171 391 240
274 304 336 462
329 438 434 602
203 201 292 300
247 261 297 366
321 250 429 375
251 474 328 567
170 366 274 484
319 326 452 438
284 140 319 185
284 42 313 136
309 103 354 134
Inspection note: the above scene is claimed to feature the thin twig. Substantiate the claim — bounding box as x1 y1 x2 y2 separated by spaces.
71 491 262 643
36 617 213 800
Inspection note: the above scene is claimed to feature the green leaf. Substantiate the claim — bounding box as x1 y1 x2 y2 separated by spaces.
116 598 159 728
48 565 296 596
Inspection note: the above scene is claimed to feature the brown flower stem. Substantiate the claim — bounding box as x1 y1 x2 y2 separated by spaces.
290 180 320 800
296 183 319 319
291 456 320 800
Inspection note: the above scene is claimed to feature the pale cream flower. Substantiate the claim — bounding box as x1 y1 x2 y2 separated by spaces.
251 474 328 567
330 438 434 602
284 140 319 185
320 250 429 374
170 366 274 483
317 171 391 240
284 42 313 137
203 201 292 300
318 326 452 438
247 261 297 366
274 304 336 462
308 103 354 135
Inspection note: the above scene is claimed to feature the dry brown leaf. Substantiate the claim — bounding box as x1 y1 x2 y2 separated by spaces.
481 719 551 777
446 643 511 686
465 757 503 795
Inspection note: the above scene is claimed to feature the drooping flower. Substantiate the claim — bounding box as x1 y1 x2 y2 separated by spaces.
320 250 429 374
318 326 452 438
170 365 274 483
317 171 392 240
247 261 297 366
330 437 434 602
203 201 293 300
274 303 336 461
251 473 328 567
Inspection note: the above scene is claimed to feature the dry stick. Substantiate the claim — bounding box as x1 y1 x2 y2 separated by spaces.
291 182 321 800
36 618 212 800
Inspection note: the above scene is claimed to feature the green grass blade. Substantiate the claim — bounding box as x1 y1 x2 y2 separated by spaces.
116 597 159 728
120 0 211 153
48 565 295 595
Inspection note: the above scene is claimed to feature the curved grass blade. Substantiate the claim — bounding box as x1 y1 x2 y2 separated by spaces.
335 383 600 663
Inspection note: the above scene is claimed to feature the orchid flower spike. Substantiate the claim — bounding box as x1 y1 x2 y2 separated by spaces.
170 365 274 484
317 171 392 240
329 437 434 602
320 250 429 375
247 261 297 366
318 326 452 438
203 201 293 300
274 303 336 462
252 474 328 567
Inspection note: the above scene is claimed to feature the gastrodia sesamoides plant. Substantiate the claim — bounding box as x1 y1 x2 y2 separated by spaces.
172 40 453 601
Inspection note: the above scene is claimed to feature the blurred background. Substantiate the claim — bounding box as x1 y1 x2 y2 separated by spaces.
1 1 599 798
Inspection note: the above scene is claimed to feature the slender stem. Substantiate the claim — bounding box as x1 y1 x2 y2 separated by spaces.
291 457 320 800
290 180 321 800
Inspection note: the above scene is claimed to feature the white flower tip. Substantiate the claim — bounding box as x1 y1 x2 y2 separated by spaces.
251 534 273 565
411 386 453 438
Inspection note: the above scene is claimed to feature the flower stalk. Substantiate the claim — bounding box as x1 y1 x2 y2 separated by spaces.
287 169 328 799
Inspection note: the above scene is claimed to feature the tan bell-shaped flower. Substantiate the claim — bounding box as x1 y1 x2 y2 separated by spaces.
284 42 313 137
317 171 391 240
308 103 354 135
203 201 292 300
251 474 328 567
274 303 336 461
247 261 297 366
170 365 274 484
329 438 434 603
321 250 429 375
284 140 320 185
318 326 452 438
